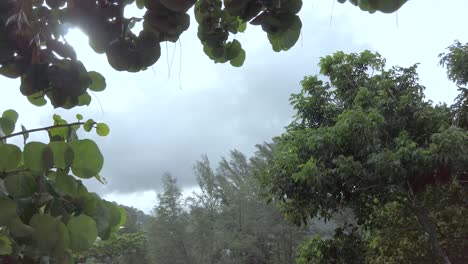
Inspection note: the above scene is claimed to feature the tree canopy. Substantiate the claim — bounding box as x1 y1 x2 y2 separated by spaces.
0 0 407 109
260 47 468 263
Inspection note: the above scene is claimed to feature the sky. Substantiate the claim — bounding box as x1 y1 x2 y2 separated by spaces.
1 0 467 214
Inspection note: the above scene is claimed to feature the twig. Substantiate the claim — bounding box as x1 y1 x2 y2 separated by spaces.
0 122 84 141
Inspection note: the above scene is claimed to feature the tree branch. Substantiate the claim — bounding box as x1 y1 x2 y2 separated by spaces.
0 122 84 141
412 204 452 264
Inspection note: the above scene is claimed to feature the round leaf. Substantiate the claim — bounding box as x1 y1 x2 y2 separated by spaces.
4 173 37 199
83 119 95 132
0 197 17 226
0 118 15 136
0 144 22 172
24 142 54 173
70 139 104 178
67 215 97 252
76 114 83 121
49 141 74 169
96 123 110 136
2 109 18 124
88 71 106 92
29 214 60 253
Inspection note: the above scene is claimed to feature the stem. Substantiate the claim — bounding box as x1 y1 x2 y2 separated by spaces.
0 122 84 141
412 204 452 264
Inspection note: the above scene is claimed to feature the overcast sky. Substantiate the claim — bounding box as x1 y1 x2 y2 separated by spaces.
2 0 467 213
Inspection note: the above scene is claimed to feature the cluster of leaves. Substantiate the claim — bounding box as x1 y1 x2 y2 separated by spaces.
296 225 366 264
260 49 467 263
0 110 124 263
338 0 408 14
0 0 407 109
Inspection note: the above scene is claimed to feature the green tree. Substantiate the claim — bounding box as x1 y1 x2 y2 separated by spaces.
261 50 468 263
147 173 192 264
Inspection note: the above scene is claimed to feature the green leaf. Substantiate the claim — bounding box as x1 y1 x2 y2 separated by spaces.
0 197 17 226
0 118 15 136
76 114 83 121
0 144 22 172
136 0 145 9
49 118 69 141
88 71 106 92
230 49 246 67
4 173 37 199
67 215 97 252
69 139 104 178
2 109 18 124
23 142 54 173
30 214 60 253
96 123 110 136
49 141 74 169
78 93 92 106
21 125 29 144
84 119 95 132
9 217 34 237
27 93 47 106
0 236 13 255
53 173 79 197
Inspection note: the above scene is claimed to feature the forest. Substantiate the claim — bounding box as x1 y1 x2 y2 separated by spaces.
0 0 467 264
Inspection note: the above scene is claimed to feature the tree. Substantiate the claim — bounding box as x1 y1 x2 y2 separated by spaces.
0 111 125 263
0 0 407 109
261 50 468 263
147 173 192 264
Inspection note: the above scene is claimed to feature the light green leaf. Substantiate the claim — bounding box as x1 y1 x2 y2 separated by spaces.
67 215 97 252
76 114 83 121
230 49 246 67
0 236 12 255
23 142 54 173
0 118 15 136
0 144 22 172
4 173 37 199
27 93 47 107
78 93 92 106
83 119 95 132
96 123 110 136
30 214 60 253
2 109 18 124
70 139 104 178
49 141 74 169
88 71 106 92
0 197 17 226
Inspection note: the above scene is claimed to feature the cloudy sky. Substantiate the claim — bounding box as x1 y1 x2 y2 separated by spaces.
2 0 467 213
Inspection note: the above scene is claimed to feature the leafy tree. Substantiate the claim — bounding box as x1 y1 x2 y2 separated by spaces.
0 111 125 263
147 173 192 264
261 50 468 263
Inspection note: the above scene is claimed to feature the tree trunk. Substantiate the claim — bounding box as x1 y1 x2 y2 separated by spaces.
412 205 452 264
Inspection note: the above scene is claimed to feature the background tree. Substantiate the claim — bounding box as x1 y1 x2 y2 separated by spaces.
147 173 192 264
261 50 468 263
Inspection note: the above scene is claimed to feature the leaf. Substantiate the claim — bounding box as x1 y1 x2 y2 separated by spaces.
83 119 95 132
21 125 29 144
0 197 17 226
29 214 60 253
2 109 18 124
0 144 22 172
4 173 37 199
136 0 145 9
54 173 79 197
49 141 74 169
23 142 54 173
27 93 47 106
230 49 246 67
88 71 106 92
78 93 92 106
67 215 97 252
0 236 13 255
96 123 110 136
69 139 104 178
9 217 34 237
0 118 15 136
49 118 69 141
76 114 83 121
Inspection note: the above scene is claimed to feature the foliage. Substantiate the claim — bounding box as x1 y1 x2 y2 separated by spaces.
261 50 468 263
439 41 468 129
339 0 408 14
0 0 406 109
85 232 150 264
296 225 366 264
0 110 125 263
